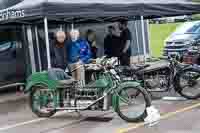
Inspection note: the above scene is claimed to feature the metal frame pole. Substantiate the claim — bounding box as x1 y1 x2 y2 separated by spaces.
59 24 63 31
34 26 42 71
141 16 147 61
134 20 140 62
44 17 51 69
71 23 74 30
27 25 36 73
146 19 151 57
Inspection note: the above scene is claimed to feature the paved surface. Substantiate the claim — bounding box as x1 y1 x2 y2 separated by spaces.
130 107 200 133
0 92 200 133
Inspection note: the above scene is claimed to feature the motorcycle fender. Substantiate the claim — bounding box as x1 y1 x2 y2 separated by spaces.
176 65 200 77
24 73 58 93
25 81 49 93
174 65 200 92
112 81 141 111
187 65 200 70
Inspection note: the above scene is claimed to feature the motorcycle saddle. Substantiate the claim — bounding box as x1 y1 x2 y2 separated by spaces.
141 60 169 72
120 64 150 72
58 79 75 86
48 68 75 85
135 64 150 70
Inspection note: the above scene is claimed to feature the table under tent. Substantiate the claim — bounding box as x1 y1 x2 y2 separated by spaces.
0 0 200 82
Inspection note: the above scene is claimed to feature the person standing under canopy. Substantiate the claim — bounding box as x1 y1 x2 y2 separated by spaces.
104 25 121 58
86 29 98 59
53 31 68 69
67 29 92 64
118 20 132 66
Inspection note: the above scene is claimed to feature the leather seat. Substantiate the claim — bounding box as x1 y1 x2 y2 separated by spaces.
58 79 75 86
48 68 75 86
121 64 150 72
135 64 150 70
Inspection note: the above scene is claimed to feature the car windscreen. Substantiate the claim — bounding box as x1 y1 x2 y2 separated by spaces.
172 22 197 35
0 41 15 52
186 23 200 34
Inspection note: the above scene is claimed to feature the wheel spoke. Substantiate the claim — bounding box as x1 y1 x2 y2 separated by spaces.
117 87 149 122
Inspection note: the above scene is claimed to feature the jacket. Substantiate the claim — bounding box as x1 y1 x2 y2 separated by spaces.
67 39 92 64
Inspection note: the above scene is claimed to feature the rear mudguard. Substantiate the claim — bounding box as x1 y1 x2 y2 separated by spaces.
174 65 200 92
24 72 58 93
112 81 141 111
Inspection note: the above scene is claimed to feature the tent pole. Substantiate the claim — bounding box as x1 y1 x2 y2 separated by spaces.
71 23 74 30
147 19 151 57
34 26 42 72
27 25 36 73
141 16 147 62
134 20 140 63
44 17 51 69
60 24 63 31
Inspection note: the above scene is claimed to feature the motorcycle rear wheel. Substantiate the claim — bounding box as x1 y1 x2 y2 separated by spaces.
29 84 56 117
116 86 151 122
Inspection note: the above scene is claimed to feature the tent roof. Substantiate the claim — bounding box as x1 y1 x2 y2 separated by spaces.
1 0 200 24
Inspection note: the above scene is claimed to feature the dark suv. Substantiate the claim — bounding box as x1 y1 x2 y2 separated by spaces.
163 21 200 57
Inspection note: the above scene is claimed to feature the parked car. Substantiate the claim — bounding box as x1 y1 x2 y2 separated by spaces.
163 21 200 57
151 15 192 24
0 41 26 90
169 15 192 22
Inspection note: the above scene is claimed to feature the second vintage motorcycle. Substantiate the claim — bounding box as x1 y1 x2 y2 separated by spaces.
116 56 200 99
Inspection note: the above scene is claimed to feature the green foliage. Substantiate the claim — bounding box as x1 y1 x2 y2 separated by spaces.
192 0 200 2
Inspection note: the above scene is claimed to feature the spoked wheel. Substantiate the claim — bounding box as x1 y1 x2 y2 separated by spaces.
116 86 151 122
176 68 200 99
30 85 56 117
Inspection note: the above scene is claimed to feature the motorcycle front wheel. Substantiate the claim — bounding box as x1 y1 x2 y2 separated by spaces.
176 68 200 99
116 86 151 122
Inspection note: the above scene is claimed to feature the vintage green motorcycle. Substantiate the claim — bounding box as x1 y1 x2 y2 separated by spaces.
24 57 151 122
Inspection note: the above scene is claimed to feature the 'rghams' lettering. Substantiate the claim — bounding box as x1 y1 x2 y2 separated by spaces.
0 9 25 21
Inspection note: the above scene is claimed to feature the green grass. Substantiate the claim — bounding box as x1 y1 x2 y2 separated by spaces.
149 23 180 57
193 0 200 2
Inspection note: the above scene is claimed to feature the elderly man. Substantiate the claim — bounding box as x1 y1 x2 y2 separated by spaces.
67 29 92 82
53 31 68 69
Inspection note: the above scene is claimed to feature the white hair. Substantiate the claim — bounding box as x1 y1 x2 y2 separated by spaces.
70 29 80 41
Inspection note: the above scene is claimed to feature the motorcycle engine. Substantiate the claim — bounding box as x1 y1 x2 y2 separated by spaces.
144 70 169 90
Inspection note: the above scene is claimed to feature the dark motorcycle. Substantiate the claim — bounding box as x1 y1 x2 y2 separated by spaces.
116 57 200 99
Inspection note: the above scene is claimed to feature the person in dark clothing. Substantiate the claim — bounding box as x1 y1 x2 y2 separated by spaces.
53 31 68 69
118 20 132 66
104 26 121 57
86 29 98 59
